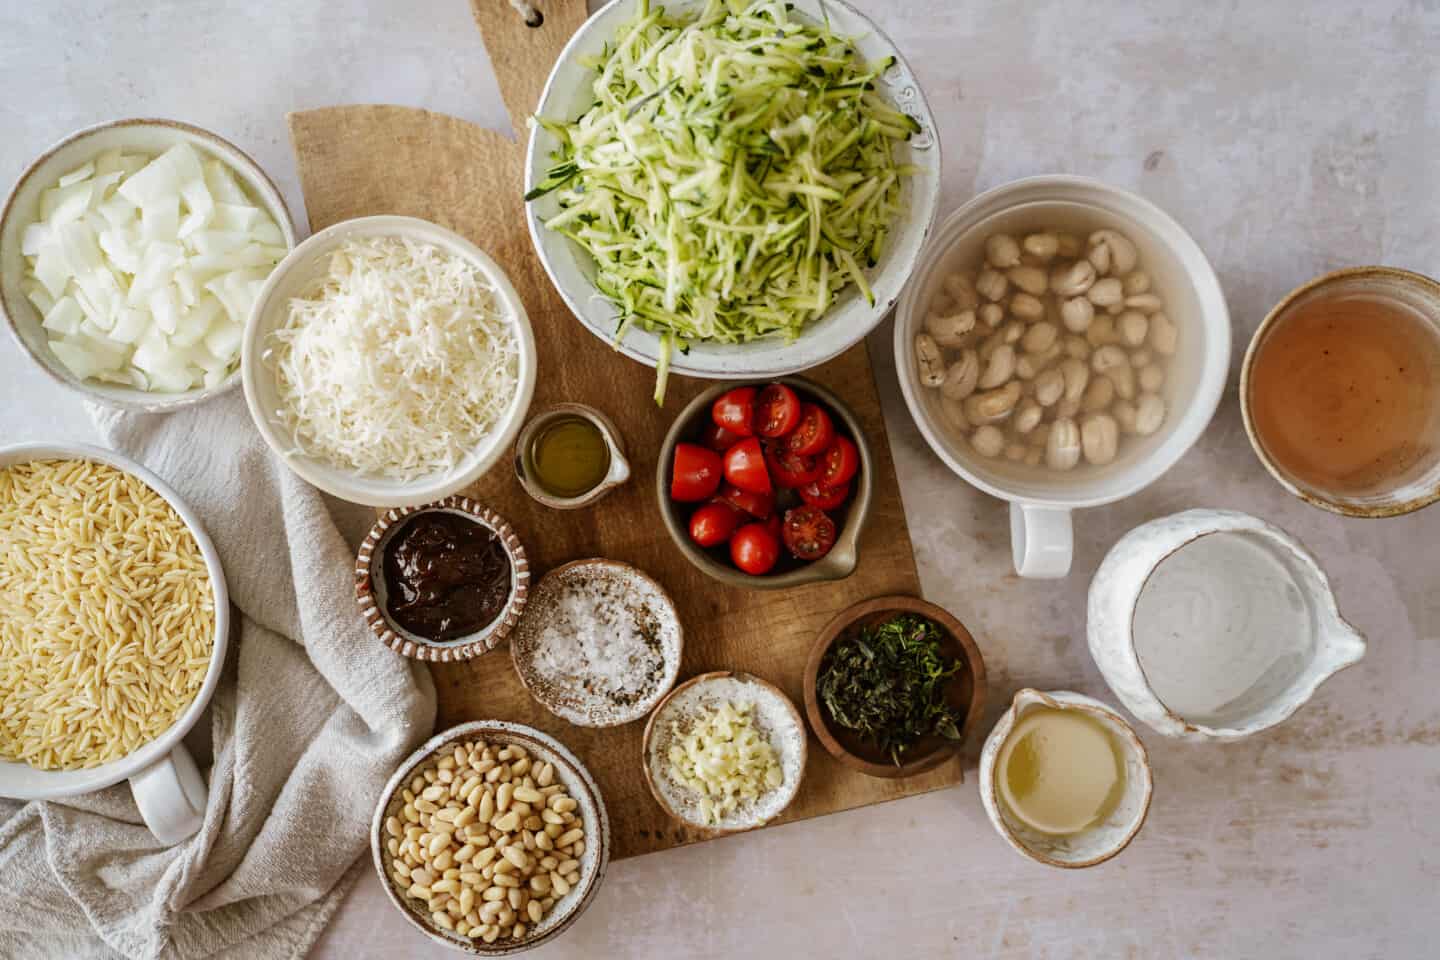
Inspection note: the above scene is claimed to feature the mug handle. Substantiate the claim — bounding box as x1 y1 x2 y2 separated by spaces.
129 744 208 844
1009 503 1073 578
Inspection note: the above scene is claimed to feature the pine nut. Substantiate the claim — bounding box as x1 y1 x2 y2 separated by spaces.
477 790 495 823
507 886 524 910
433 878 458 894
542 809 563 825
415 798 438 815
497 907 515 928
527 900 544 924
433 850 454 871
495 811 520 832
432 911 454 931
437 767 454 784
564 870 580 886
536 763 554 787
482 900 505 921
410 884 433 901
481 925 500 944
513 786 543 804
386 838 400 858
482 886 507 902
385 816 402 838
497 782 514 813
529 874 551 895
493 858 515 876
536 831 552 851
572 841 585 857
459 886 475 916
493 873 520 888
503 847 530 870
551 872 571 897
544 823 562 839
511 758 531 777
513 922 527 940
557 859 579 874
556 828 584 848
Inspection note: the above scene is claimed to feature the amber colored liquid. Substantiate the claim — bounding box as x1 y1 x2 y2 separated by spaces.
1249 294 1440 494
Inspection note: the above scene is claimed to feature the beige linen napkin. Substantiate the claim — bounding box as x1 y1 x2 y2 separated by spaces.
0 392 436 959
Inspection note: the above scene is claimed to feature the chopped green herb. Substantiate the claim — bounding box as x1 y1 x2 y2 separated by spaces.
817 613 964 765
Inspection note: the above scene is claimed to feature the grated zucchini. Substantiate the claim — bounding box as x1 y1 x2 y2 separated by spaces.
527 0 918 402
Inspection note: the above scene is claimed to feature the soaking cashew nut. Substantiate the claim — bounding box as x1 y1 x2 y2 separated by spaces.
963 380 1022 424
941 349 981 400
1053 260 1098 298
978 345 1017 390
971 424 1006 458
925 309 977 348
1080 413 1120 465
985 233 1022 269
1023 232 1059 261
1087 229 1138 275
1117 310 1149 347
1007 265 1048 297
915 334 945 387
1045 418 1082 470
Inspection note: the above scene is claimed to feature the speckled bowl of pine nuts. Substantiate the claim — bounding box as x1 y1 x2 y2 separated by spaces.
371 721 610 954
895 176 1230 579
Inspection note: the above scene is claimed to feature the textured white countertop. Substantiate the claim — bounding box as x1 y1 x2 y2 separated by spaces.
3 1 1437 957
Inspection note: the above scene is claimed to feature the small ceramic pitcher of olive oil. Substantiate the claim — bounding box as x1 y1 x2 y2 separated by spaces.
514 404 631 509
979 688 1153 868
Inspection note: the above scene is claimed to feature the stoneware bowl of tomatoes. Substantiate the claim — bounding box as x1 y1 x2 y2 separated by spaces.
657 376 873 589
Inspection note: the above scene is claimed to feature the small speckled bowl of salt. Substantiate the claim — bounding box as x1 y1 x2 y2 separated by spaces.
510 559 683 728
641 671 808 833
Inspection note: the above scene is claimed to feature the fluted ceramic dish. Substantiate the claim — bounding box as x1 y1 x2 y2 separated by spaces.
979 688 1153 869
355 496 529 662
371 720 610 955
0 118 296 411
525 0 941 379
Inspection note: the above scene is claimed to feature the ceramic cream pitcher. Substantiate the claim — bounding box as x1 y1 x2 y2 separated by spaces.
1087 509 1366 741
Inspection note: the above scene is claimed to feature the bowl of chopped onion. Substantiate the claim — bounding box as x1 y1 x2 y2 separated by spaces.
524 0 941 399
242 216 537 507
0 118 297 411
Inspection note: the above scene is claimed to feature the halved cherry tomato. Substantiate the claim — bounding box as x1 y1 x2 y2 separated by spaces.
754 383 801 438
782 505 837 560
718 484 774 519
730 522 781 575
764 443 820 489
786 402 835 456
689 502 742 547
819 436 860 488
712 387 757 437
701 422 744 453
670 443 723 502
722 437 771 495
798 479 850 511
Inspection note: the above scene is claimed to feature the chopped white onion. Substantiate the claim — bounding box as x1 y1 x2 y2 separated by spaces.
21 142 285 392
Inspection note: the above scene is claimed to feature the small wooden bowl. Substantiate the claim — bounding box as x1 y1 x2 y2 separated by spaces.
640 671 807 834
803 595 987 778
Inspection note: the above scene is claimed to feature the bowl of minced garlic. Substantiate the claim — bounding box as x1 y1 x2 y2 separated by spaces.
641 671 807 833
372 721 609 954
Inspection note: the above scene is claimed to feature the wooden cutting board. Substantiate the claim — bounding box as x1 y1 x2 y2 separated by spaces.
287 0 960 859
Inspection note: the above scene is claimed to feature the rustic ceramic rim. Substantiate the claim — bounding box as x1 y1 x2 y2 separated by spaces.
984 689 1154 869
370 720 610 955
512 403 631 510
802 594 988 779
655 375 874 590
0 117 297 412
355 496 530 662
509 558 683 728
639 670 808 835
1238 264 1440 518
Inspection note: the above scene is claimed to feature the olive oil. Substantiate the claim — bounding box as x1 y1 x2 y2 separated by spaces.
530 416 610 497
997 707 1125 835
1248 293 1440 495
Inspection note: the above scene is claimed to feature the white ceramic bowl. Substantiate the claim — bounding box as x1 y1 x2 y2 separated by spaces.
525 0 941 380
242 215 538 507
0 118 297 412
0 442 230 844
371 721 610 955
894 176 1231 578
979 689 1153 869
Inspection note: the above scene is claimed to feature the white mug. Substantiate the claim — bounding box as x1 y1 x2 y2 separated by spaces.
895 176 1231 577
0 442 228 843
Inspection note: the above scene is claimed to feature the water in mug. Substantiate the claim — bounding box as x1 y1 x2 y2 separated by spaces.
1248 293 1440 494
1132 531 1312 729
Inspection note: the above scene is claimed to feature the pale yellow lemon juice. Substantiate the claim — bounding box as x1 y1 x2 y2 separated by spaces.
997 707 1126 835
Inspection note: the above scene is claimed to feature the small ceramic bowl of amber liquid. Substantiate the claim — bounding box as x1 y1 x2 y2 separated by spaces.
514 404 631 510
1241 267 1440 517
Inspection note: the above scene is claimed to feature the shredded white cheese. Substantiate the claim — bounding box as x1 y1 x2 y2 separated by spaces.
266 236 520 480
667 700 784 826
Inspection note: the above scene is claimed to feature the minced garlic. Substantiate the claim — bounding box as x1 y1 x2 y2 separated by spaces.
666 701 783 826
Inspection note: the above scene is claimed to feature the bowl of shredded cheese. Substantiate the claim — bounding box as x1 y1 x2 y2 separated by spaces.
242 216 537 506
641 670 807 833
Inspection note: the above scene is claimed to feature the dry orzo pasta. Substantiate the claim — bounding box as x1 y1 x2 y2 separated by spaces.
0 458 215 770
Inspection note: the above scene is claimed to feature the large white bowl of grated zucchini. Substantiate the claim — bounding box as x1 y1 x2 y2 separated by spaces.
525 0 940 401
